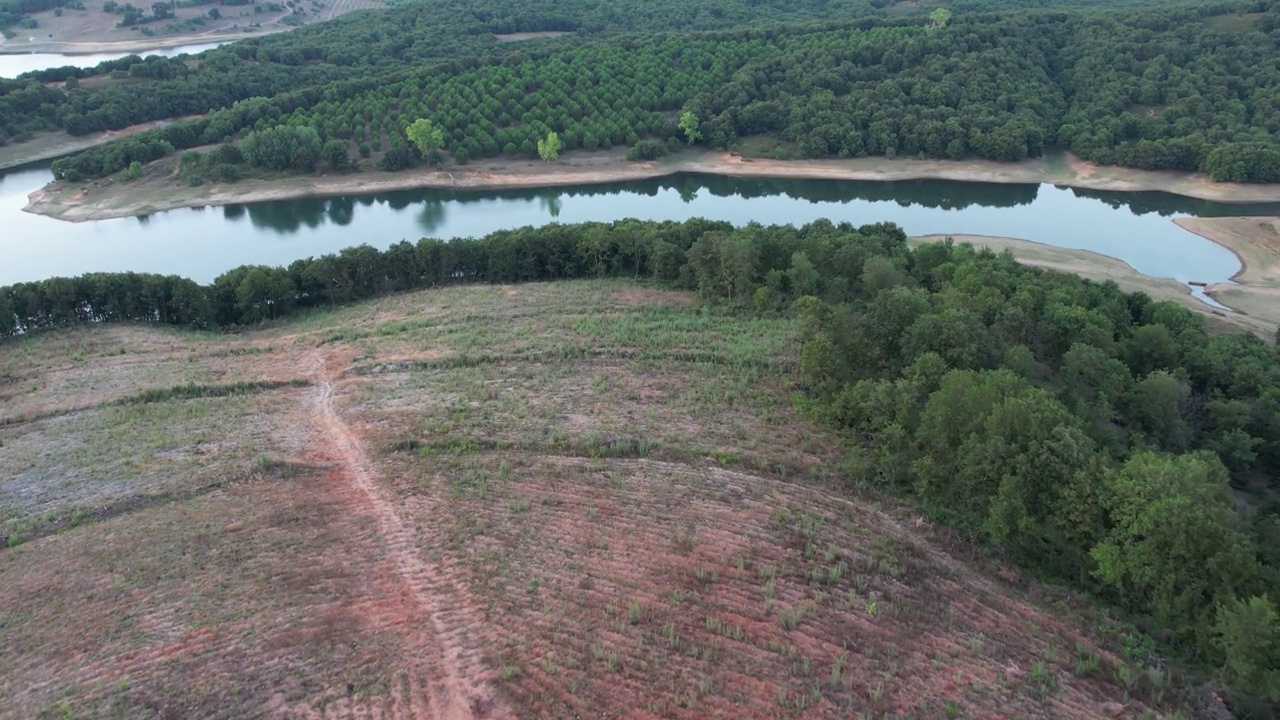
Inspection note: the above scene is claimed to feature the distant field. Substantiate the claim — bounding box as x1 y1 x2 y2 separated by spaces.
493 31 572 42
1202 11 1264 31
0 0 381 53
0 280 1183 718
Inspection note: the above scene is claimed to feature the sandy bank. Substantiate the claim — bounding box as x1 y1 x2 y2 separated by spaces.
0 30 273 56
1171 217 1280 335
1173 216 1280 286
26 150 1280 224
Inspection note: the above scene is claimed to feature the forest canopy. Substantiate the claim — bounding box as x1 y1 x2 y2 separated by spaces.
14 0 1280 182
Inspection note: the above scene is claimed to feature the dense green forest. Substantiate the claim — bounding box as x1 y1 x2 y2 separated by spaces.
3 218 1280 712
9 0 1280 182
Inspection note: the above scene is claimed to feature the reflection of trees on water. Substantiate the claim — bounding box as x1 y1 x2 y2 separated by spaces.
202 172 1273 235
416 199 446 233
686 174 1044 209
1068 187 1280 218
433 174 1042 210
243 197 329 232
677 184 699 203
539 193 562 217
327 198 355 226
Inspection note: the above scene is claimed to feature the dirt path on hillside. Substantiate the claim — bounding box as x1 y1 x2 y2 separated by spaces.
304 349 509 720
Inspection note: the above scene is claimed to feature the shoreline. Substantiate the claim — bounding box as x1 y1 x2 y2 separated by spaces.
11 148 1280 336
23 150 1280 223
0 30 274 56
1174 218 1251 284
1169 218 1280 335
1171 217 1280 286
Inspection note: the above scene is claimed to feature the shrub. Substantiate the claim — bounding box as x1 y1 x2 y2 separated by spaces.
627 139 666 162
378 145 415 171
119 160 143 181
212 163 240 182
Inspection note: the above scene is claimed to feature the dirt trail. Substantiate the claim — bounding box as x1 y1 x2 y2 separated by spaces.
306 349 508 720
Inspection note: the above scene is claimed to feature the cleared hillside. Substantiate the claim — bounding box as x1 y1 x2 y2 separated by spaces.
0 280 1195 719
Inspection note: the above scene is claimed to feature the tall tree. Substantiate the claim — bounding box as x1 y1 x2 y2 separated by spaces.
537 130 563 161
1091 451 1262 646
678 110 701 145
405 118 444 158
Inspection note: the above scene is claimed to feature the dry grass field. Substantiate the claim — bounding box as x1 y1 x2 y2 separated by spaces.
0 280 1198 719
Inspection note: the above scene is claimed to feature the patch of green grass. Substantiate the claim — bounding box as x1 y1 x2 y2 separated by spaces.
1202 11 1263 31
733 134 799 160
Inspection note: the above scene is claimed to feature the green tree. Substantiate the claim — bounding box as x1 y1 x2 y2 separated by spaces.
119 160 143 181
928 8 951 32
405 118 444 158
678 110 701 145
1091 451 1263 646
321 139 351 171
241 126 322 172
234 266 295 323
1214 596 1280 703
1127 370 1192 451
537 131 563 161
787 251 820 298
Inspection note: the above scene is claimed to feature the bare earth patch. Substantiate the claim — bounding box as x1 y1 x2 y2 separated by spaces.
492 31 572 42
0 281 1207 718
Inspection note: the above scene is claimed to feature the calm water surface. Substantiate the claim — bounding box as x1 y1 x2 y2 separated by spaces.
4 162 1279 293
0 41 227 78
4 49 1275 300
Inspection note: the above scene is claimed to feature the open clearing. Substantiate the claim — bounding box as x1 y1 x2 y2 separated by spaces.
0 280 1199 718
492 31 572 42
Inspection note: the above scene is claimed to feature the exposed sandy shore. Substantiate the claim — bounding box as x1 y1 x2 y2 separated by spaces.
1171 217 1280 334
0 30 268 56
1174 216 1280 286
25 149 1280 224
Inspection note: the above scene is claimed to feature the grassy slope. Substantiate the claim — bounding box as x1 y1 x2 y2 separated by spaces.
0 281 1185 718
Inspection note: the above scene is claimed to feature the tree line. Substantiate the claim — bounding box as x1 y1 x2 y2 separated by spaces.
33 0 1280 185
2 217 1279 710
3 0 900 140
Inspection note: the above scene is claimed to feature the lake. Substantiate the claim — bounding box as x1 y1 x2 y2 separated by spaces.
4 161 1280 295
0 41 228 78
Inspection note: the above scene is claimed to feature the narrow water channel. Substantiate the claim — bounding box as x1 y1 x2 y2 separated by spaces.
4 161 1279 296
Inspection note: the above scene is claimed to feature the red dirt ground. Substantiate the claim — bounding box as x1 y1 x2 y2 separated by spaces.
0 283 1200 719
